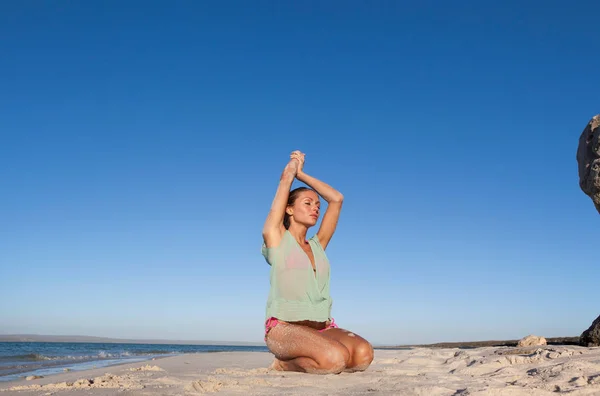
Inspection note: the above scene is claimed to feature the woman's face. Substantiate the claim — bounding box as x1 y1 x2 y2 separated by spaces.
290 190 320 227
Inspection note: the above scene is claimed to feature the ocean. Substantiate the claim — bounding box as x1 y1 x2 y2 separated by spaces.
0 342 269 382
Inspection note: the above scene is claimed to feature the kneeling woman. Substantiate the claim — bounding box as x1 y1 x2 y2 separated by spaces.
261 150 374 374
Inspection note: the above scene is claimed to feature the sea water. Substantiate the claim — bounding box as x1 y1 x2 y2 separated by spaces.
0 342 268 382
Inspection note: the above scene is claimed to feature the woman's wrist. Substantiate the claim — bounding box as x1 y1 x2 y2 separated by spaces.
281 170 296 182
296 170 307 181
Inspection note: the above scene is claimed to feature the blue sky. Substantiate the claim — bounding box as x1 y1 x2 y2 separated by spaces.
1 1 599 346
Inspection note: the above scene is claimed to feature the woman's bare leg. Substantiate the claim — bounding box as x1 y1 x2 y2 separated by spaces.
265 322 350 374
321 328 374 372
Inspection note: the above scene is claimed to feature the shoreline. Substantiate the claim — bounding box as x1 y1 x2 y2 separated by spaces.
0 355 160 384
0 346 270 385
0 351 274 394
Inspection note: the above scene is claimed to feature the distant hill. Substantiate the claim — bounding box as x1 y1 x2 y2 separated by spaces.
380 336 581 349
0 334 265 346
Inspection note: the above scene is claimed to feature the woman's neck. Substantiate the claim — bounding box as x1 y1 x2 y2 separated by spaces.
287 225 309 244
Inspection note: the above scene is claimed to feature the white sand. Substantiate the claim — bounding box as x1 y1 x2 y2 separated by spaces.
2 345 600 395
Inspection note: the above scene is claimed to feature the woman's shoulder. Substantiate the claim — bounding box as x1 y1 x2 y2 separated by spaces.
262 231 299 266
262 230 293 257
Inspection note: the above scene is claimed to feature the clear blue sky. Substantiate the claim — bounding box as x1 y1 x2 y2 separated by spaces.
1 1 599 346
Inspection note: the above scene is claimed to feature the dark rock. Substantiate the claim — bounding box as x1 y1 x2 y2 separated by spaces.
452 389 470 395
580 314 600 347
576 115 600 214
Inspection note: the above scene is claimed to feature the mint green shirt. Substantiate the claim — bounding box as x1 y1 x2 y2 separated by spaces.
261 230 333 322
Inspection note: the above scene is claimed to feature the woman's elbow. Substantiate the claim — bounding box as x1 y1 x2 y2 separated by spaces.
331 193 344 203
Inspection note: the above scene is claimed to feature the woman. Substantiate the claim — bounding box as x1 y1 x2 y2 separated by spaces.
261 150 374 374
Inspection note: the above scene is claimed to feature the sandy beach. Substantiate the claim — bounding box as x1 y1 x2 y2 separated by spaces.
2 345 600 395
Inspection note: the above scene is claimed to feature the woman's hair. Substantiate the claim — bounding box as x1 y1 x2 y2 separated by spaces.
283 187 315 229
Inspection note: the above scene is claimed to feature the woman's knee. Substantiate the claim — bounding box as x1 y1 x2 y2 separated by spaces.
352 341 374 371
318 345 350 374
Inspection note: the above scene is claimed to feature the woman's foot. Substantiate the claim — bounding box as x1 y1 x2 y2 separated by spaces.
269 358 284 371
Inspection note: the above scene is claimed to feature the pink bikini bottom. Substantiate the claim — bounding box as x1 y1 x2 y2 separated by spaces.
264 317 339 340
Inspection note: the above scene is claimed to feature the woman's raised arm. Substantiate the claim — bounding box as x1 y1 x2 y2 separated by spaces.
295 157 343 250
262 154 300 248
